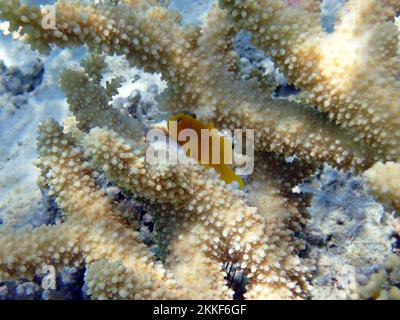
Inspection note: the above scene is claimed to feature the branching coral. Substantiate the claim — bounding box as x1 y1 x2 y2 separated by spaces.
0 0 399 300
82 125 310 299
0 0 380 169
219 0 400 162
2 119 183 299
0 65 312 299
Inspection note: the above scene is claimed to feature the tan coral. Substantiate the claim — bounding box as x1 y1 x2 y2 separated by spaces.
0 223 84 282
355 254 400 300
0 103 312 299
220 0 400 161
244 156 312 299
0 0 398 301
60 68 143 140
364 161 400 213
0 119 183 299
82 125 311 299
0 0 379 170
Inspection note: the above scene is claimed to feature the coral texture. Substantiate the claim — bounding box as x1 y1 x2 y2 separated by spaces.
220 0 400 162
364 161 400 212
0 0 399 300
356 254 400 300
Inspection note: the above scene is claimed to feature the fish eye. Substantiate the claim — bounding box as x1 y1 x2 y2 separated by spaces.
177 118 182 124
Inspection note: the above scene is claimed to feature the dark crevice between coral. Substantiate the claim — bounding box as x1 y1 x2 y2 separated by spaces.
274 84 301 97
0 267 85 300
223 261 246 300
392 232 400 253
40 188 65 226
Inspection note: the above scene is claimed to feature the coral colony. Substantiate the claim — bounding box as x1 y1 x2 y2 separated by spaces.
0 0 399 300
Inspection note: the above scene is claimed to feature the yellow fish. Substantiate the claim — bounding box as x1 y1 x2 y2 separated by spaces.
168 113 244 189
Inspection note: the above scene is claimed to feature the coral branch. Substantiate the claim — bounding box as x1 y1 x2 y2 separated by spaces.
60 69 143 139
33 119 184 299
0 223 83 282
220 0 400 161
81 126 311 299
0 0 380 170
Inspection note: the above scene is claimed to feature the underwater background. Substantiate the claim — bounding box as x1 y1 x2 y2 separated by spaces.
0 0 398 300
